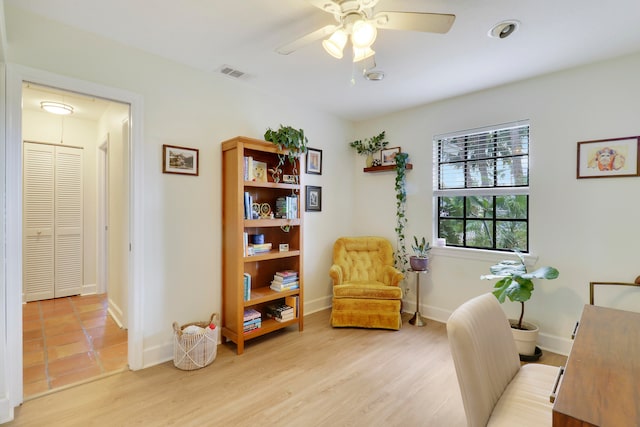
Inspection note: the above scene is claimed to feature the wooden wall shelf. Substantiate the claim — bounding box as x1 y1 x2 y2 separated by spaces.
363 164 413 173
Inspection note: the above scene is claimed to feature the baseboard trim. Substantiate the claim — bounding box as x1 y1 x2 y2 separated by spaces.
81 284 98 295
107 298 125 329
403 300 572 356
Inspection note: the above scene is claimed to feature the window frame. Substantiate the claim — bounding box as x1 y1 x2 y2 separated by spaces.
433 120 530 253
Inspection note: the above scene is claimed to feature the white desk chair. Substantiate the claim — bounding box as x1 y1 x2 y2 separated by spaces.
447 293 560 427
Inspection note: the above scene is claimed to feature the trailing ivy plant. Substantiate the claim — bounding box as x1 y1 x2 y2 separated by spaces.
394 152 409 272
264 125 308 178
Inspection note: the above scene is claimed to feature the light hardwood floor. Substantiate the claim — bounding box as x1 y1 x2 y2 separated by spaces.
7 309 566 427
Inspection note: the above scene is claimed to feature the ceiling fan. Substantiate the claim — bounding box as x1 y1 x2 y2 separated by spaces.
276 0 455 65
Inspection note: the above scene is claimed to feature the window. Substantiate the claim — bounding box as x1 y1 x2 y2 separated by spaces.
434 121 529 252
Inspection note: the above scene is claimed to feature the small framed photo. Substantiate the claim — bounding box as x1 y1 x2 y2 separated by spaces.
306 147 322 175
163 144 199 176
305 186 322 212
381 147 401 166
577 136 640 179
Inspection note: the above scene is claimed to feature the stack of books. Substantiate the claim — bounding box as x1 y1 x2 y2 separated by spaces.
249 242 272 254
275 196 298 219
243 273 251 301
243 308 261 333
270 270 299 291
265 303 294 323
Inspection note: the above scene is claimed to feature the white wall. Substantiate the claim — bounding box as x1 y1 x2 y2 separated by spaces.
352 52 640 354
2 3 354 377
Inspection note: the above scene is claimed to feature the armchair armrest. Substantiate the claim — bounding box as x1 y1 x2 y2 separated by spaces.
381 265 404 287
329 264 344 285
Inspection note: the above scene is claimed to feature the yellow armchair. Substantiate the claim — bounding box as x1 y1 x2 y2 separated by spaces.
329 236 404 330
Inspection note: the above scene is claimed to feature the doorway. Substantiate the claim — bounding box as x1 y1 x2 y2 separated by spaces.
4 64 144 409
21 83 130 397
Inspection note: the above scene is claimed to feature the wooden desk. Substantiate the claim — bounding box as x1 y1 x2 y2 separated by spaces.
553 305 640 426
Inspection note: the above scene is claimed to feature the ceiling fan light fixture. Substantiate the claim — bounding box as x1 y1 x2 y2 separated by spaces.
40 101 74 115
351 19 377 49
353 46 375 63
322 29 348 59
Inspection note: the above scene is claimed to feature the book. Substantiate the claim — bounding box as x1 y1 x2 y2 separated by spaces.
243 308 261 321
272 274 298 284
244 156 254 181
243 273 252 301
270 282 299 292
275 270 298 278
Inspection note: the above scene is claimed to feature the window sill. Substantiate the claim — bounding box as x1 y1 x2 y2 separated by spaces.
430 246 538 267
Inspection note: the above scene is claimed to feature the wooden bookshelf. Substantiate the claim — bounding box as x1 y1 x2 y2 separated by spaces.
221 136 304 354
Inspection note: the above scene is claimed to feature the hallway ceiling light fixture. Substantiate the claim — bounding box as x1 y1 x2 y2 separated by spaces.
41 101 74 115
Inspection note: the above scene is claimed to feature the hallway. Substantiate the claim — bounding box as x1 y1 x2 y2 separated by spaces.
22 294 128 398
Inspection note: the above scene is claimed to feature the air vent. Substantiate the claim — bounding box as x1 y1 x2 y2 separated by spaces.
217 65 249 80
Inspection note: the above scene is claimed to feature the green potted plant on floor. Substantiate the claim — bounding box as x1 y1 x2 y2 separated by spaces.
410 236 431 271
481 250 559 357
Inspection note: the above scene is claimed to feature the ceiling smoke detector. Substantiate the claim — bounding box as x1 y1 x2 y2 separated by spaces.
364 70 385 81
489 20 520 39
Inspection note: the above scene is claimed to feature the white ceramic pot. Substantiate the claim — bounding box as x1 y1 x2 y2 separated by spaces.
509 319 539 356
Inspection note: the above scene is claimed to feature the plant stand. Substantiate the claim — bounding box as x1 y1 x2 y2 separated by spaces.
408 269 428 326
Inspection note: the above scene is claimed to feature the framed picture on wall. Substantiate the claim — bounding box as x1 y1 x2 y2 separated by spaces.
577 136 640 179
381 146 401 166
306 147 322 175
163 144 199 176
305 186 322 212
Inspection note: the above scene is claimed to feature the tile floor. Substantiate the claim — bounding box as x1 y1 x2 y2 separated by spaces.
22 294 128 398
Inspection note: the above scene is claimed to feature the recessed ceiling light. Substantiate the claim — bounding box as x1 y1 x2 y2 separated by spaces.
40 101 74 115
489 20 520 39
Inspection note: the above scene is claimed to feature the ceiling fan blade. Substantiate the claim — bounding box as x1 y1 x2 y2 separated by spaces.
307 0 342 15
276 24 339 55
373 11 456 34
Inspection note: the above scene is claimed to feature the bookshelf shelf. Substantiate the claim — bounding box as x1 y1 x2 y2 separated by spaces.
363 164 413 173
221 136 304 354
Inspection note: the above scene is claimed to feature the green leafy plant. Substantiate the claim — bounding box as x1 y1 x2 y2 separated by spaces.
349 131 389 155
394 152 409 272
411 237 431 258
481 250 559 330
264 125 308 178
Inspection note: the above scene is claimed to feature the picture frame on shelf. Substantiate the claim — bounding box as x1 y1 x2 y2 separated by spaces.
305 186 322 212
306 147 322 175
163 144 199 175
381 146 401 166
577 136 640 179
252 160 268 182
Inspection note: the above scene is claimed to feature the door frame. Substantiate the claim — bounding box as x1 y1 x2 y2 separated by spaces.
4 64 145 408
97 136 109 295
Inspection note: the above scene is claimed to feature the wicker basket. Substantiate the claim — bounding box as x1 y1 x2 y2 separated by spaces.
172 313 218 370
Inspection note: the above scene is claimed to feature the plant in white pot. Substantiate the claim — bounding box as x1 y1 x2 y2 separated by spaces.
410 236 431 271
481 250 559 357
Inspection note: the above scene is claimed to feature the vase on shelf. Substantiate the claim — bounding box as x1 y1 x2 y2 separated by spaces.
366 153 374 168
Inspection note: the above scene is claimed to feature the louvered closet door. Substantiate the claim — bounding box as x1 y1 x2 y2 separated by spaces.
54 145 83 297
23 143 55 302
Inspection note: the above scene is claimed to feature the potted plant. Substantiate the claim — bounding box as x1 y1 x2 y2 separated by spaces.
349 131 389 167
410 236 431 271
480 250 559 357
264 125 308 179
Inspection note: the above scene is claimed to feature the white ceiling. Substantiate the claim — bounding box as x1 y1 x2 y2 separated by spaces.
22 82 115 121
6 0 640 122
